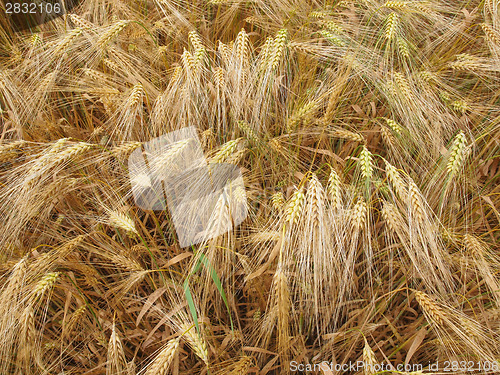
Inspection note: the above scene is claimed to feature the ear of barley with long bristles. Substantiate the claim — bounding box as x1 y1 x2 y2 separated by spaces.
97 20 130 50
211 138 242 163
385 161 407 199
33 272 60 299
53 28 82 57
180 324 209 366
446 131 467 176
270 29 288 71
331 129 364 143
359 146 374 180
271 192 285 211
363 338 378 375
328 167 343 211
235 28 250 66
285 188 305 226
107 322 126 375
351 197 367 229
407 178 425 223
108 211 139 237
385 12 399 40
414 291 446 326
145 337 180 375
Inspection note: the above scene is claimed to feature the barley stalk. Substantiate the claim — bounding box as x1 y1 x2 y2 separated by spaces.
112 141 142 157
107 323 126 375
235 28 250 66
383 1 408 10
382 202 402 232
213 67 226 88
307 174 325 225
481 23 500 45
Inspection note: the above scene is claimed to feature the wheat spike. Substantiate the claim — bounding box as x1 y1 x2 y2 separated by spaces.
107 322 126 375
383 1 408 10
380 126 396 149
384 118 403 135
235 28 250 65
68 14 94 29
271 192 285 210
112 142 142 157
307 174 325 225
385 161 407 199
213 67 226 88
64 305 87 337
449 53 481 71
320 30 346 46
188 31 203 51
237 120 258 143
218 41 231 64
397 37 410 59
287 101 318 131
393 72 412 100
181 49 196 75
381 202 402 232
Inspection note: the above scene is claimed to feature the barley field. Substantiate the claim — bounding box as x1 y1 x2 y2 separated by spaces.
1 0 500 374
